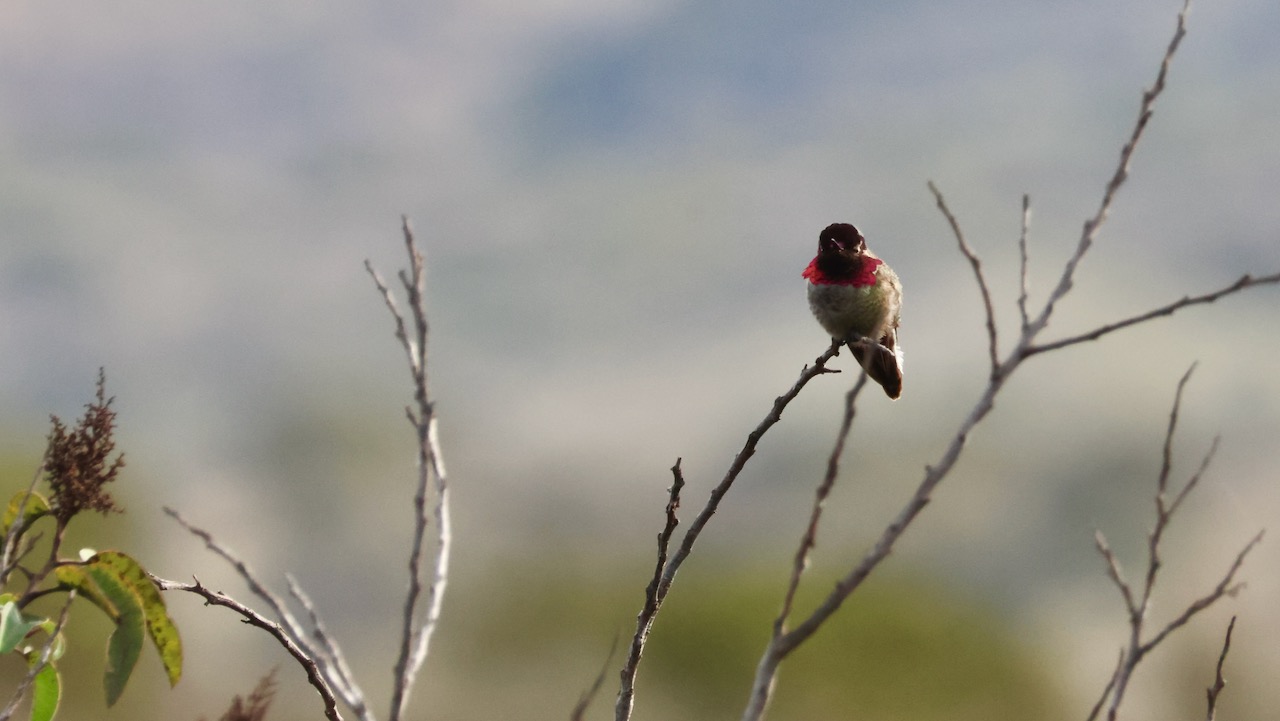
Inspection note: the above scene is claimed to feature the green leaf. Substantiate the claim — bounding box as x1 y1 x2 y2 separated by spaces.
28 661 60 721
81 563 144 706
0 601 44 654
2 491 50 538
89 552 182 687
52 566 117 621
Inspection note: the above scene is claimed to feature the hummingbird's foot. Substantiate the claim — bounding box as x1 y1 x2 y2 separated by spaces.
840 331 873 351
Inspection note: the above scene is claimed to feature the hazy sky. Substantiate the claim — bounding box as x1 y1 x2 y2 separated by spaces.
2 0 1278 717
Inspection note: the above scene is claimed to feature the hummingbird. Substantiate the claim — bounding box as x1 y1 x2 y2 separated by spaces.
803 222 904 399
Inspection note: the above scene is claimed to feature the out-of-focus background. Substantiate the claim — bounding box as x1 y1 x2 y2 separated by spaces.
1 0 1277 719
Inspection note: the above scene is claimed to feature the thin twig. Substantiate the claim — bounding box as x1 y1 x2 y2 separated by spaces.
929 182 1000 377
1027 0 1191 340
1017 194 1032 333
1085 650 1126 721
1139 364 1200 616
572 634 620 721
1204 616 1236 721
1157 365 1197 497
1094 531 1138 616
616 347 841 721
1023 272 1280 358
163 507 317 655
742 371 869 721
1139 530 1261 657
1089 366 1263 721
153 575 343 721
659 344 843 603
287 574 366 714
370 218 452 721
617 460 684 719
780 371 869 627
748 366 1008 700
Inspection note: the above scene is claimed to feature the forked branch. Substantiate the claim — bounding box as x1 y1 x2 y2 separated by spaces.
366 218 452 721
158 219 454 721
615 346 842 721
1086 367 1261 721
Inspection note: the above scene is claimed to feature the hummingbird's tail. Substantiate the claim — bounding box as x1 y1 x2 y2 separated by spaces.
850 330 903 400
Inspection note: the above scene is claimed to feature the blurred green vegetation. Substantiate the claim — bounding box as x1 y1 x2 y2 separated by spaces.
442 558 1067 721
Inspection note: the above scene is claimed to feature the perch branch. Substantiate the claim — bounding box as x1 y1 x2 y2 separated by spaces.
743 3 1274 716
615 346 842 721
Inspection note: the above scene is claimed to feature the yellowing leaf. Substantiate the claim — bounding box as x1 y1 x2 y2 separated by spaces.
90 551 182 687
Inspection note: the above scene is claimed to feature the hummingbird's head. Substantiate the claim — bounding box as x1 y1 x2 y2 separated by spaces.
818 223 866 257
804 222 882 287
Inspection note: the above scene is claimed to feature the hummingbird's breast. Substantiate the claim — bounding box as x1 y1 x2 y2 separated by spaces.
807 281 891 340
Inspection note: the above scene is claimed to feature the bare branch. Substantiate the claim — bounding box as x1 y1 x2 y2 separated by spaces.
1140 530 1262 656
1168 435 1219 519
1017 194 1032 333
1205 617 1236 721
616 347 841 721
1139 364 1199 614
164 508 315 651
1094 531 1138 617
659 344 843 604
369 218 453 721
1084 650 1125 721
1022 272 1280 358
736 265 1033 719
1089 367 1263 721
153 575 343 721
616 460 684 720
1027 0 1190 337
742 371 870 721
1158 364 1197 499
929 182 1000 377
287 574 366 714
572 634 620 721
782 370 870 627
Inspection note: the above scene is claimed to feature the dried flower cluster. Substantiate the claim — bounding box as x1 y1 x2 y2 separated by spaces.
44 369 124 522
